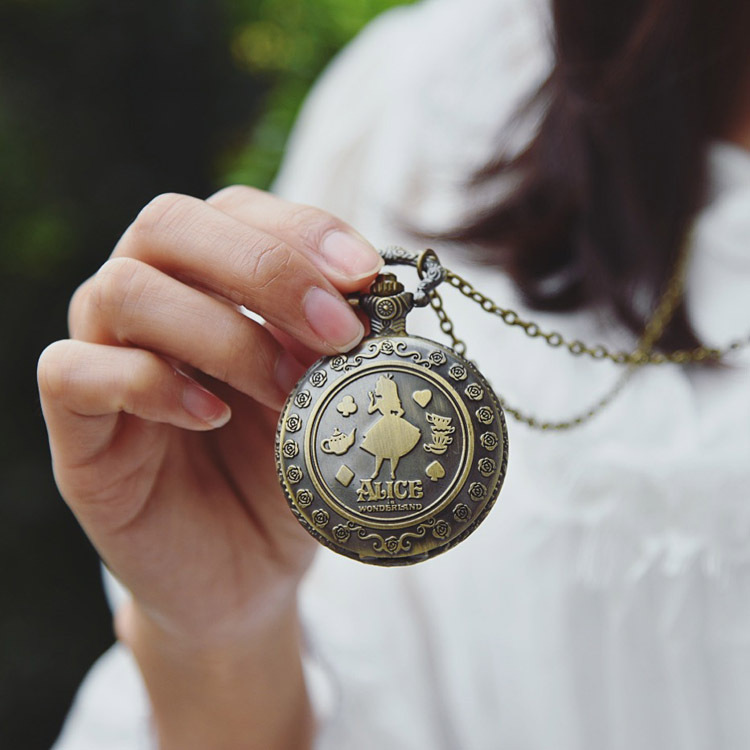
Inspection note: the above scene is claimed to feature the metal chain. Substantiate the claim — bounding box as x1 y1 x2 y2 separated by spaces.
441 267 749 366
429 285 642 429
391 245 749 430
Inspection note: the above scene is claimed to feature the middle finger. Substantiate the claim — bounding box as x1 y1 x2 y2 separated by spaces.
113 193 368 354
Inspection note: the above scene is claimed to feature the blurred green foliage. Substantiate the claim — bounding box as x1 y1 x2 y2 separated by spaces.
0 1 412 747
222 0 415 188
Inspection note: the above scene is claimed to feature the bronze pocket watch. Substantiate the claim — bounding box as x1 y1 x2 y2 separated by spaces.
277 241 750 563
275 249 508 565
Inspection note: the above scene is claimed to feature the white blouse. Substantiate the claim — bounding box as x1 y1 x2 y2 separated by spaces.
56 0 750 748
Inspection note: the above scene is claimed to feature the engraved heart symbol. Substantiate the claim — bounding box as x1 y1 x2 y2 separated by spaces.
412 389 433 408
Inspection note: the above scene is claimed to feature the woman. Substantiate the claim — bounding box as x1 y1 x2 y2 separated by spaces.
42 0 750 747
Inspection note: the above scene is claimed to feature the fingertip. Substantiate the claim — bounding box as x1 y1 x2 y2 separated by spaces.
181 382 232 429
303 287 365 353
319 231 383 282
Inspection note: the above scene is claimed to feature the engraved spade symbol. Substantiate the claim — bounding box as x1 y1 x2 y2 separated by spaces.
425 460 446 482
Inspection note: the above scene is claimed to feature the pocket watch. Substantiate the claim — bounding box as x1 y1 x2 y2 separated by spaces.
275 249 508 566
277 239 750 563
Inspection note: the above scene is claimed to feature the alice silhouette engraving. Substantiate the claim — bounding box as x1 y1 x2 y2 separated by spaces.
361 375 421 479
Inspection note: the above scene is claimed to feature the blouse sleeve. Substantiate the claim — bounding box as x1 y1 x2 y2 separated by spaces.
271 3 419 215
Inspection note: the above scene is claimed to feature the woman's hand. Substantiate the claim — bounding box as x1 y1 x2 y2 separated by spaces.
37 187 383 748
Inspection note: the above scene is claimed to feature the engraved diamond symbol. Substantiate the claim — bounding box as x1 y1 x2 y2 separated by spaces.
335 465 355 487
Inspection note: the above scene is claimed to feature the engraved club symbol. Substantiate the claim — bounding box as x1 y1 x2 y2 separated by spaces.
361 375 421 479
336 394 358 417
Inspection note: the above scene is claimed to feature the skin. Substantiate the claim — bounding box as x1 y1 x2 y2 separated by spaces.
37 187 384 749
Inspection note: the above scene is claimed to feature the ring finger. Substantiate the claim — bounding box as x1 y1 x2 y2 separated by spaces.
73 256 306 410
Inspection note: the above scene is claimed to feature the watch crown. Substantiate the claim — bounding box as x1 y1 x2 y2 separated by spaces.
370 273 404 296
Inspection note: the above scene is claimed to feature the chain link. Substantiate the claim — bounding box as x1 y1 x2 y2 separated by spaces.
441 267 747 366
406 246 749 431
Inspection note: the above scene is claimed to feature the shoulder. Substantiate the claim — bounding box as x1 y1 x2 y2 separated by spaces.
271 2 422 210
273 0 552 239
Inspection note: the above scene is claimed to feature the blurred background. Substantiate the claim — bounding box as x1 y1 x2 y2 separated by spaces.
0 1 412 746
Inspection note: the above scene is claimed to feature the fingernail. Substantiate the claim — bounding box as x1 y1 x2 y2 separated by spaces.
320 231 383 279
275 350 306 395
303 287 365 352
182 382 231 427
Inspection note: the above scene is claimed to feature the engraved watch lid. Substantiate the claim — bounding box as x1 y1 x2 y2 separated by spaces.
276 323 508 565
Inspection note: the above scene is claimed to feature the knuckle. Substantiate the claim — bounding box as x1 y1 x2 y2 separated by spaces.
221 319 276 386
87 258 160 343
249 335 277 382
89 257 143 319
68 277 94 336
207 184 261 209
125 350 162 397
128 192 195 245
235 235 294 293
286 204 343 250
214 340 243 386
37 340 77 402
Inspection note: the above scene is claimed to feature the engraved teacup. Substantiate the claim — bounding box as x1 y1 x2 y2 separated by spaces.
426 413 454 432
424 432 453 454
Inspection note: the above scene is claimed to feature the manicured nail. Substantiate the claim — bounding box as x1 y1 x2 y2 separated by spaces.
275 350 306 396
182 382 231 427
303 286 365 352
320 231 383 279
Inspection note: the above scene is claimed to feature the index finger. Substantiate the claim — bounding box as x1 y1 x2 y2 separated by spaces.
113 193 374 354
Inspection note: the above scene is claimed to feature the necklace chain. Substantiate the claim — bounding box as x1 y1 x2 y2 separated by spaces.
406 246 750 430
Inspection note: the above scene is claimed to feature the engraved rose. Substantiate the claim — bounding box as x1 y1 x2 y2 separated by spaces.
465 383 484 401
330 355 348 372
477 457 496 477
379 340 394 355
475 406 494 425
285 413 302 433
384 536 400 554
429 350 447 366
286 465 303 484
468 481 487 501
448 363 468 381
432 519 451 539
310 369 327 387
294 390 312 408
282 439 299 459
332 524 351 542
453 503 471 522
311 509 330 527
480 431 498 450
296 489 313 507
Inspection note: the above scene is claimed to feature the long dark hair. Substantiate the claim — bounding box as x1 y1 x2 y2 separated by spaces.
444 0 750 350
